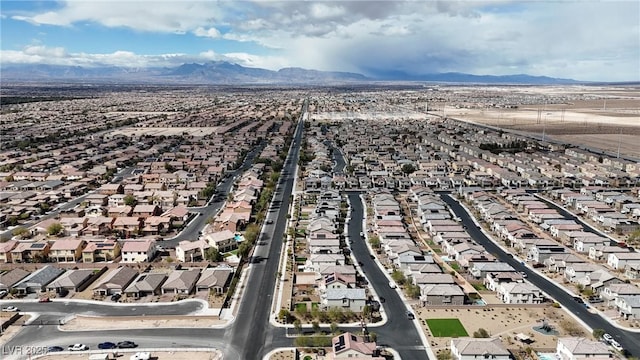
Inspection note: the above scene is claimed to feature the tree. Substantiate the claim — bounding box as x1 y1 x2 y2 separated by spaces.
401 163 416 175
238 242 251 260
391 270 406 286
204 247 223 262
592 328 605 340
47 222 63 236
368 235 381 249
330 322 339 334
278 309 292 323
123 194 137 207
12 227 29 239
406 283 422 299
293 319 302 334
312 321 320 333
437 349 453 360
473 328 490 338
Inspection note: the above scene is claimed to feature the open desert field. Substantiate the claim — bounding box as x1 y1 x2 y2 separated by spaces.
443 85 640 158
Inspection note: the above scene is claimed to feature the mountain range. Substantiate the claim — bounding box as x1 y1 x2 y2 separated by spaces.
0 61 582 85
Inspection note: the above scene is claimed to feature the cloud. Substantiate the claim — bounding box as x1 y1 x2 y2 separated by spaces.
194 27 221 38
6 0 640 81
0 44 290 71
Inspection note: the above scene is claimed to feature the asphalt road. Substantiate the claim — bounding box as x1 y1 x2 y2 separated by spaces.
346 192 429 360
440 193 639 357
224 100 306 360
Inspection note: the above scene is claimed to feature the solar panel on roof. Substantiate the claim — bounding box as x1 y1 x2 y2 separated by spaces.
31 243 46 249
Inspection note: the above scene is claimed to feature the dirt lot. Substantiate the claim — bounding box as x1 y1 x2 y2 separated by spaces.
442 86 640 158
414 304 589 354
60 315 225 331
36 350 223 360
269 349 295 360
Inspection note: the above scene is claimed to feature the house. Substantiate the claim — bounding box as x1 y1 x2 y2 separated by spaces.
323 272 356 289
161 269 201 295
124 273 167 298
601 283 640 305
497 282 544 304
10 241 51 263
175 239 210 262
484 272 524 292
92 266 138 296
49 238 86 263
420 284 465 306
607 252 640 270
112 217 143 238
323 288 367 312
615 295 640 320
328 332 380 360
120 239 156 263
46 268 99 293
82 240 121 263
0 268 30 291
132 204 161 218
205 230 238 253
556 337 611 360
195 266 233 294
0 240 17 263
13 265 65 294
470 262 515 279
450 338 511 360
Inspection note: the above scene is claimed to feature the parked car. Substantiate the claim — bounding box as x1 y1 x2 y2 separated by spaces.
610 340 623 352
2 306 18 312
68 344 89 351
111 293 122 302
388 281 396 289
266 219 274 224
39 297 51 303
98 342 117 349
602 333 613 343
0 290 7 298
379 296 386 303
117 341 138 349
573 296 584 304
47 346 64 352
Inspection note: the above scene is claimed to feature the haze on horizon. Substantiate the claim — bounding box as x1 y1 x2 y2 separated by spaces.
1 0 639 82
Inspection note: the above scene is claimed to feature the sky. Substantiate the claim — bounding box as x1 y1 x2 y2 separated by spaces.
1 0 639 82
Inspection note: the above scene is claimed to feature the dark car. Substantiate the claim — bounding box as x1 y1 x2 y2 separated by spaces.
406 311 415 320
266 219 274 224
47 346 64 353
98 342 117 349
117 341 138 349
573 296 584 304
379 296 386 303
111 293 122 302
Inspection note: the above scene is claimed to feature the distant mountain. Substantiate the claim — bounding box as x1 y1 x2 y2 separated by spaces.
0 61 579 84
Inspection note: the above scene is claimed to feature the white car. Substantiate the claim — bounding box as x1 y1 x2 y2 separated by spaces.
602 333 613 343
68 344 89 351
610 340 623 352
1 306 18 312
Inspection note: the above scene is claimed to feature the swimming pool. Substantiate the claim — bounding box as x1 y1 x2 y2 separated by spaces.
537 353 557 360
441 256 453 262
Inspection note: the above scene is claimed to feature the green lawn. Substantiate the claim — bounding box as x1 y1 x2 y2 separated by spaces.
426 318 469 337
295 303 307 312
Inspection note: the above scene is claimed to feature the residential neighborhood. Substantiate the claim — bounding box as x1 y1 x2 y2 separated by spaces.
1 85 639 360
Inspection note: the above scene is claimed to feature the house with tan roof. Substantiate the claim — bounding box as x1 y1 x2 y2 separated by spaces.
82 239 121 263
10 241 51 263
328 332 380 360
0 240 18 263
46 268 101 293
120 239 156 263
556 337 611 360
205 230 238 253
161 269 201 295
195 266 233 294
92 266 138 296
50 238 86 263
0 268 30 291
112 217 142 238
451 338 511 360
124 272 167 298
175 239 210 262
